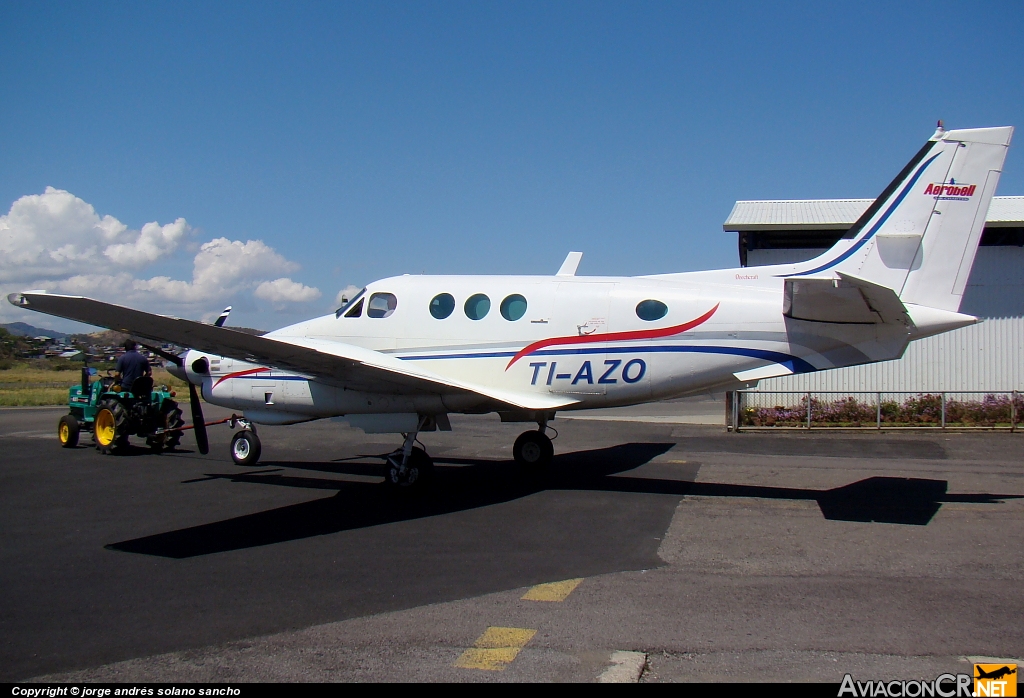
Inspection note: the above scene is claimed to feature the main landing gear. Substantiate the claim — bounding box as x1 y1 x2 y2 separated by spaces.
385 419 435 488
513 418 555 469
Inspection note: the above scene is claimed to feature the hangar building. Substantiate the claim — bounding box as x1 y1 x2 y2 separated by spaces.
723 196 1024 392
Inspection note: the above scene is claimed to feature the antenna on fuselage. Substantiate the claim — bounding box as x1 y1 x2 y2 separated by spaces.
556 251 583 277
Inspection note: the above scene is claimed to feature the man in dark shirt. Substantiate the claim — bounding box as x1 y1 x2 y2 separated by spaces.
115 339 151 393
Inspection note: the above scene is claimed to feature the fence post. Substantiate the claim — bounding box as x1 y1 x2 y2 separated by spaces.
941 392 946 430
732 391 741 433
1012 391 1017 433
806 391 812 429
877 392 881 430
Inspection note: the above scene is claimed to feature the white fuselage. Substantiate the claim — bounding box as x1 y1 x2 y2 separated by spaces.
183 265 914 424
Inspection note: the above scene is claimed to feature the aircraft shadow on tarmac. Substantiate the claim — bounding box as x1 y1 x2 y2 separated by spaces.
106 442 1021 558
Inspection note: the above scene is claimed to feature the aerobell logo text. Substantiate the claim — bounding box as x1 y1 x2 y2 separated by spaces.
924 180 977 201
838 673 974 697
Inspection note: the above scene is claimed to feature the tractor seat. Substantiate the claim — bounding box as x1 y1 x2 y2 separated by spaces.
130 375 154 397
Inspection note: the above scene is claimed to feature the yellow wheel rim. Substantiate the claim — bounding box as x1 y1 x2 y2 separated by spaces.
95 409 116 446
59 422 69 444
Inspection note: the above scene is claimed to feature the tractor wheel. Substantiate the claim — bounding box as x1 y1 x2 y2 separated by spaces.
58 414 80 448
94 398 129 454
163 405 185 450
148 404 185 452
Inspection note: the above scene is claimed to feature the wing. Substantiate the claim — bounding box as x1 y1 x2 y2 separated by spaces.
7 292 577 412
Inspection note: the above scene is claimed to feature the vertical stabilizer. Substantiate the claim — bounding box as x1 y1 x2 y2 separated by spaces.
787 125 1012 313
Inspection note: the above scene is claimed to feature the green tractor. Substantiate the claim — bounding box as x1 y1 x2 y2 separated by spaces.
58 366 185 454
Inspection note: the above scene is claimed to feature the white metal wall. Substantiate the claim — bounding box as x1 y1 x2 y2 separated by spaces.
758 317 1024 393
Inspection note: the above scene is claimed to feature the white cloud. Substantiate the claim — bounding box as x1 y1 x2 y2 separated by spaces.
1 188 322 323
0 187 189 282
255 278 322 304
104 219 190 266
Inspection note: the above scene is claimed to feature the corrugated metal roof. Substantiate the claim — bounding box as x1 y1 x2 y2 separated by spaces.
724 195 1024 231
989 196 1024 224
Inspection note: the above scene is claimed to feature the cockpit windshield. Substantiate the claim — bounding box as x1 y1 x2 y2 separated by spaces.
335 287 367 318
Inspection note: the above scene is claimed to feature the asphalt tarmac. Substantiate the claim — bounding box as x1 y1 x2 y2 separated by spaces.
1 403 1022 682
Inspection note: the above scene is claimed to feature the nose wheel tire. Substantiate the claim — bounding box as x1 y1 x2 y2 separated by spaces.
231 430 262 465
513 430 553 469
385 446 434 489
58 414 80 448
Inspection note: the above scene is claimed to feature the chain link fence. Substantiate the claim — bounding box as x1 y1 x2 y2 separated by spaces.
729 390 1023 431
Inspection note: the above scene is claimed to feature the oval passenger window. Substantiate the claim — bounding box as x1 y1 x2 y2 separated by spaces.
464 294 491 320
636 299 668 321
367 292 398 318
500 294 528 321
429 293 455 319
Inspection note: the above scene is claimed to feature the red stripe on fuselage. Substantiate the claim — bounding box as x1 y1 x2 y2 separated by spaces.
505 303 720 369
213 366 270 388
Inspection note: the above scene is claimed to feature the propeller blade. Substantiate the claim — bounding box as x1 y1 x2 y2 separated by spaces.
189 382 210 455
137 341 183 366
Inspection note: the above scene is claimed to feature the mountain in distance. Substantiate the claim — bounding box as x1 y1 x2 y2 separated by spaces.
1 322 70 339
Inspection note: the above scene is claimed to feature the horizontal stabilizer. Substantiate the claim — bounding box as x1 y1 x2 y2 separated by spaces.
733 363 795 382
783 273 912 326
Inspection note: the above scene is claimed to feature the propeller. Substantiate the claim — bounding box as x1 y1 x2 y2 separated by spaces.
139 341 210 455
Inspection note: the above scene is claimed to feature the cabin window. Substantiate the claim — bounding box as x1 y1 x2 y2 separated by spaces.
429 293 455 319
367 293 398 318
500 294 528 321
344 298 364 317
636 299 668 321
464 293 490 320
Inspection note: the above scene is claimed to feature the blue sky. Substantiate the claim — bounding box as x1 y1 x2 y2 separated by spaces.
2 1 1022 332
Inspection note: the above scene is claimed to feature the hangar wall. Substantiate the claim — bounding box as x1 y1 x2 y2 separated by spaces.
755 317 1024 393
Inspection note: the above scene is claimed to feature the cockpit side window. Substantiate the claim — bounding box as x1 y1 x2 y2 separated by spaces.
367 292 398 318
344 298 364 317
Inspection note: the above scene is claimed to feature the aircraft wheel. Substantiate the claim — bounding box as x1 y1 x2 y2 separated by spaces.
94 399 129 454
58 414 80 448
385 446 433 489
231 430 262 465
513 430 553 469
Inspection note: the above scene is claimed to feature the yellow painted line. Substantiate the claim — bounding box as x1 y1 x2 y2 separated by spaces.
521 577 583 602
455 626 537 671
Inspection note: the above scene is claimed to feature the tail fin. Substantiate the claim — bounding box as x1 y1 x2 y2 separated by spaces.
788 125 1013 312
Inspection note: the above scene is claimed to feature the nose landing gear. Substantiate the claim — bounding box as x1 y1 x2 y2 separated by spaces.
229 416 261 466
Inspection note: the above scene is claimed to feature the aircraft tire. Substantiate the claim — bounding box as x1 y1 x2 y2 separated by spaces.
58 414 80 448
385 447 433 489
231 430 262 466
513 430 553 469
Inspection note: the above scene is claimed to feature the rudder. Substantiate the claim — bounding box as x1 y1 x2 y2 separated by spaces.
788 125 1013 313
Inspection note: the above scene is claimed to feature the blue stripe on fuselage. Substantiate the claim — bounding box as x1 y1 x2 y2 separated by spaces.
398 345 816 374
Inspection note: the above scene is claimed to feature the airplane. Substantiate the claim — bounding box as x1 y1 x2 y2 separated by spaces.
7 124 1013 488
975 666 1017 681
